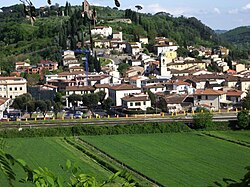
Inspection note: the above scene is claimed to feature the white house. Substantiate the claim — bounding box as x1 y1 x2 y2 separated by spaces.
129 75 149 88
0 77 27 99
226 89 245 104
155 44 179 56
112 32 123 41
108 84 141 106
63 50 79 67
65 86 95 107
0 97 11 119
126 42 142 55
91 26 112 37
121 93 151 111
142 84 166 94
15 61 31 71
193 89 228 111
87 74 110 86
165 80 194 94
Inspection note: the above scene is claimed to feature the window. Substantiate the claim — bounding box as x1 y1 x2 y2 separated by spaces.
198 95 201 100
205 95 208 100
135 102 141 106
9 87 12 91
130 103 133 106
15 87 17 91
143 101 146 105
20 87 22 91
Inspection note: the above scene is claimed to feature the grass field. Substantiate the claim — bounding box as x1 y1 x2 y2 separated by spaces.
204 130 250 145
1 137 112 186
81 131 250 186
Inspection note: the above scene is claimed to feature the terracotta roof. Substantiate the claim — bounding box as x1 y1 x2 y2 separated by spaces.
240 78 250 82
94 26 110 29
226 89 244 97
69 66 83 69
58 71 85 76
42 84 58 89
122 94 150 102
94 84 110 88
0 97 10 105
88 75 109 81
0 76 24 81
109 84 140 91
65 86 95 91
143 84 164 89
129 76 140 81
194 89 225 96
162 94 188 104
16 62 25 65
165 80 190 86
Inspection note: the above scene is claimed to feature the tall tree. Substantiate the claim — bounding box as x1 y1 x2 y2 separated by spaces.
68 94 82 111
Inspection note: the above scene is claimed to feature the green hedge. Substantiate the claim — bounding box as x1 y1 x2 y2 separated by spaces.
0 122 191 138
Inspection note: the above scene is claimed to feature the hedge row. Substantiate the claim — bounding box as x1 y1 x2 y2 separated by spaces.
0 122 191 138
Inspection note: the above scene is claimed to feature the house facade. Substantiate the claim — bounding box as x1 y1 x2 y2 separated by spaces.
91 26 112 37
193 89 227 110
108 84 141 106
0 77 27 99
122 93 151 111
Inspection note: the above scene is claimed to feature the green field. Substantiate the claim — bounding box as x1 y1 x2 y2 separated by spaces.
81 132 250 186
204 130 250 145
1 137 112 186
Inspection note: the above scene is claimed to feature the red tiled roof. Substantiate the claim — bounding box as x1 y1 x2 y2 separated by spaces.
165 80 190 86
0 76 23 80
162 94 188 104
94 84 110 88
143 84 164 89
0 97 10 105
194 89 225 96
15 62 25 65
122 94 150 102
109 84 140 91
65 86 95 91
226 89 244 97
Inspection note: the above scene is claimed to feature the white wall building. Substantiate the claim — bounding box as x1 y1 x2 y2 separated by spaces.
91 26 112 37
108 84 141 106
0 77 27 99
122 93 151 111
0 97 12 119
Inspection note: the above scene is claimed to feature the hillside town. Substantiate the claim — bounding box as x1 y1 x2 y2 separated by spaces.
0 0 250 120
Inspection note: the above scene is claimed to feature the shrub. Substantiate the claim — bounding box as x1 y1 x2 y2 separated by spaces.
237 110 250 129
193 112 213 129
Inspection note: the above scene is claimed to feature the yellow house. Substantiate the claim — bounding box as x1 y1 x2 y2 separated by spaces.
165 51 177 59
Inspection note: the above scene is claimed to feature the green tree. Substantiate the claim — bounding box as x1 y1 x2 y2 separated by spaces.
53 102 63 119
237 110 249 129
103 97 114 110
68 94 82 111
147 90 156 107
117 63 130 77
54 92 63 103
12 93 33 114
96 90 106 106
35 100 47 117
27 100 35 118
242 89 250 110
193 112 213 129
82 93 99 114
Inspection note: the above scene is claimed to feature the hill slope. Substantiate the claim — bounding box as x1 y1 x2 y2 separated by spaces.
221 26 250 44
